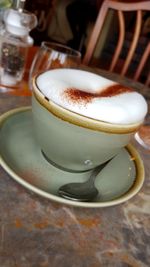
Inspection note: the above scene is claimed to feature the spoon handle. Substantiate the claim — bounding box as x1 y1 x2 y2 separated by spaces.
88 157 114 184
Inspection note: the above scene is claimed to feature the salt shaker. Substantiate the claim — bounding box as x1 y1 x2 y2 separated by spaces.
0 7 37 88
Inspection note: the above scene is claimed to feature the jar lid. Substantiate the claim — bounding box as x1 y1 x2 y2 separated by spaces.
4 8 37 36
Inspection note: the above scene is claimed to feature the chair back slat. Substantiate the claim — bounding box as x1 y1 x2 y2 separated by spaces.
82 0 150 85
145 72 150 87
121 10 142 76
82 1 108 65
109 0 150 11
109 10 125 72
134 42 150 82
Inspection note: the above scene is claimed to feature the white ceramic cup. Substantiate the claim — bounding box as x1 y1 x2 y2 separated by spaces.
32 69 145 172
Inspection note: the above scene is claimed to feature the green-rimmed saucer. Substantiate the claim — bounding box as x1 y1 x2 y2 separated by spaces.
0 107 145 208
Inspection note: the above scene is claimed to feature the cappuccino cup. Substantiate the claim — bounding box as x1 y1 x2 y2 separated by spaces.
32 69 147 172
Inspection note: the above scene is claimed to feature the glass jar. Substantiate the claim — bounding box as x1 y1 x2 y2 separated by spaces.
0 8 37 90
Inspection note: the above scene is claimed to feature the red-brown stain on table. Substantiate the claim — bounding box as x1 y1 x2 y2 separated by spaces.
78 218 100 227
56 219 65 227
33 219 66 229
15 218 23 228
34 220 49 229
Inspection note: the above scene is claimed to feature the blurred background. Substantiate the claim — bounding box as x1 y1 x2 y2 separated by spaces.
0 0 150 83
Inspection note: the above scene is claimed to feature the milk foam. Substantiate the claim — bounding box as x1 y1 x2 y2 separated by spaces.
36 69 148 124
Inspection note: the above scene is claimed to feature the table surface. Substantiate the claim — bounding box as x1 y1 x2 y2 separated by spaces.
0 67 150 267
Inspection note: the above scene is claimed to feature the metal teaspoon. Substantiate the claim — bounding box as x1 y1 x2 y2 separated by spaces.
58 157 114 202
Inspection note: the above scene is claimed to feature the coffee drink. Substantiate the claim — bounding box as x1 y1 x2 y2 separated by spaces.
36 69 147 125
32 68 147 171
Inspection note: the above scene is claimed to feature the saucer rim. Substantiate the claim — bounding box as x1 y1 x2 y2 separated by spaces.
0 107 145 208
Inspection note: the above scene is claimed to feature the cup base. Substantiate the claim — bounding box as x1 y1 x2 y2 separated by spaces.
41 150 93 173
41 150 94 173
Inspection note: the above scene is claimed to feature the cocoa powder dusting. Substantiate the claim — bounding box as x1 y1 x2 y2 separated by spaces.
64 84 133 104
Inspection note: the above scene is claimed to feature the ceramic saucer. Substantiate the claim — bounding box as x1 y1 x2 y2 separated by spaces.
0 107 145 208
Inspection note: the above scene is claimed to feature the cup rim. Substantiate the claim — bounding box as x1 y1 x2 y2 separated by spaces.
32 76 141 134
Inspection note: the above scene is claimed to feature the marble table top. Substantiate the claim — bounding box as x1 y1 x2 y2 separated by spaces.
0 70 150 267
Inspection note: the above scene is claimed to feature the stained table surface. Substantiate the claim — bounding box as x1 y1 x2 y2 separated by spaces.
0 71 150 267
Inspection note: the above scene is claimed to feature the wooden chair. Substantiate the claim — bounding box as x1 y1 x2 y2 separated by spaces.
82 0 150 85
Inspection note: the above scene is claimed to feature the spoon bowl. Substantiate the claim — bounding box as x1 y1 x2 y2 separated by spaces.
58 157 114 201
